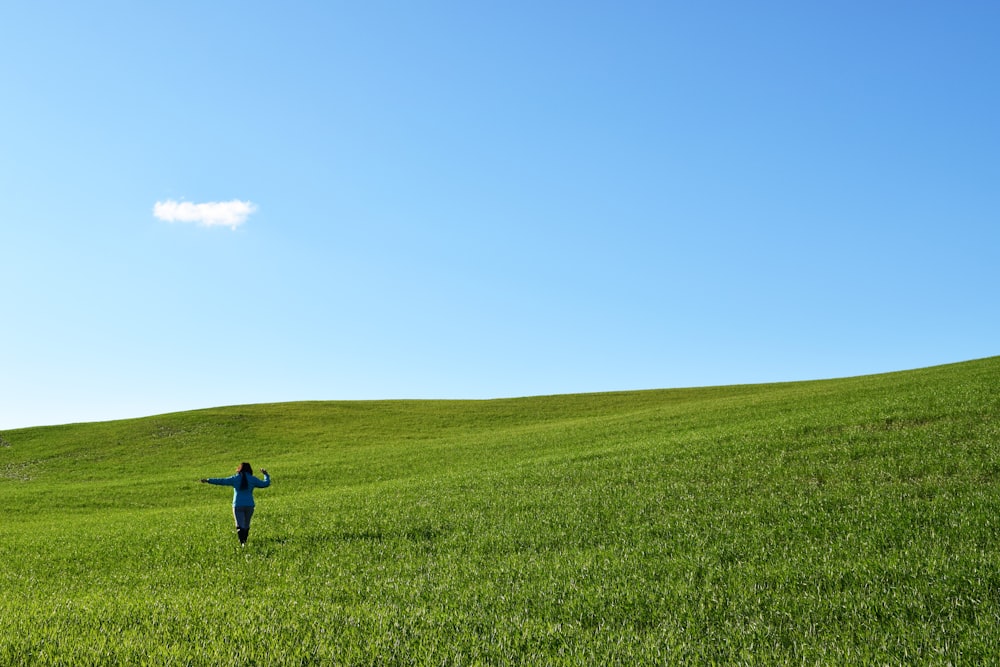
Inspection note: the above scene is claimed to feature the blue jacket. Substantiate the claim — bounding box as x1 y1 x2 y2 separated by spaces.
207 472 271 506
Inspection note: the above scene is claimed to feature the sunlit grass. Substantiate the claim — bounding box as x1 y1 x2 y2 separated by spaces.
1 357 999 664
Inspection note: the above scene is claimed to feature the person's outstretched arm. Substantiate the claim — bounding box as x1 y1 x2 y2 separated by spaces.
201 475 238 486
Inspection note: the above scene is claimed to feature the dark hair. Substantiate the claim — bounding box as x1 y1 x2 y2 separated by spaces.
237 462 253 490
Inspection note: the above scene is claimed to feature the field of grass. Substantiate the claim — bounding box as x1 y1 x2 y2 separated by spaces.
1 357 999 665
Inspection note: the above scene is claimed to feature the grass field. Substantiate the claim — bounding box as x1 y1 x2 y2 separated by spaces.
1 357 999 665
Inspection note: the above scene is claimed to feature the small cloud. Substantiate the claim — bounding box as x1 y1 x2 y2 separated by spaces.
153 199 257 230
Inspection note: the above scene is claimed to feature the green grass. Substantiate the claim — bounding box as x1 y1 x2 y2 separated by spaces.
1 357 999 665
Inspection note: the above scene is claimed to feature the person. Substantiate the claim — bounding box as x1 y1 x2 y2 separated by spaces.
201 462 271 546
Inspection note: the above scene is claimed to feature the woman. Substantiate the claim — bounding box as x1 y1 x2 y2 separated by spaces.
201 462 271 546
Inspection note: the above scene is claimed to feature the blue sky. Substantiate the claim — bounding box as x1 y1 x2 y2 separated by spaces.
2 2 997 430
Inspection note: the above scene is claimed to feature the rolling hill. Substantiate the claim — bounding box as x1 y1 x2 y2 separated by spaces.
1 357 998 664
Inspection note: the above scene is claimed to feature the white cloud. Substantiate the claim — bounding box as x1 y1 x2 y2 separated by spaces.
153 199 257 230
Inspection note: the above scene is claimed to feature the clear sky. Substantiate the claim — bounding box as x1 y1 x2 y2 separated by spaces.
2 2 997 430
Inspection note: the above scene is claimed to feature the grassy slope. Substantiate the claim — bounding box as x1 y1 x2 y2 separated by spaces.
1 357 999 664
